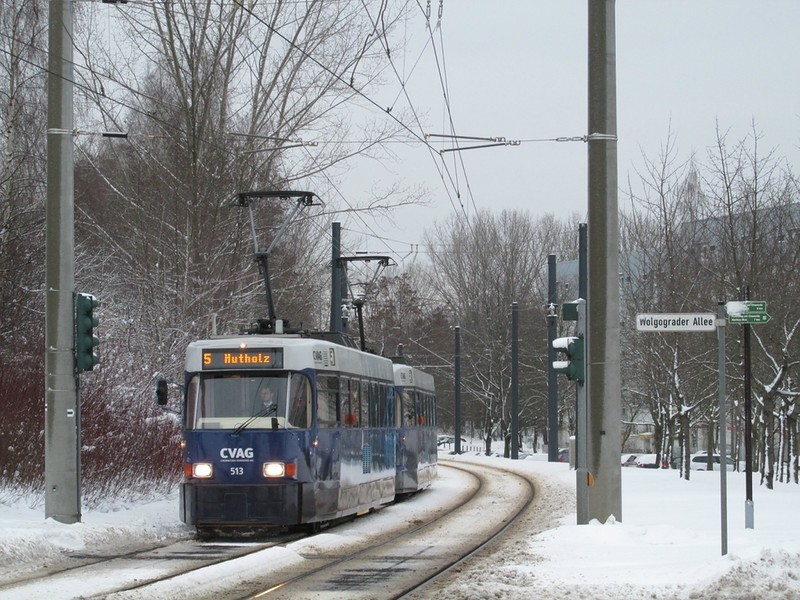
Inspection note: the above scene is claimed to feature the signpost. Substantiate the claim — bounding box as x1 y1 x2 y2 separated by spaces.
726 298 769 530
725 301 771 324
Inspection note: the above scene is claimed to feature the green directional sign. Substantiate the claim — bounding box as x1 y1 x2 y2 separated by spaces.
726 301 771 325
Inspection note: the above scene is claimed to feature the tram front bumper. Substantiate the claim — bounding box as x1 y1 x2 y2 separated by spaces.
181 481 309 528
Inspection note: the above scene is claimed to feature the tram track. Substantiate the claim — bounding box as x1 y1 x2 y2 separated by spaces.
0 531 305 599
224 459 536 600
0 460 537 599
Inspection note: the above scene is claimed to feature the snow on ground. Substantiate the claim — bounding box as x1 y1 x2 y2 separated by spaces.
1 452 799 599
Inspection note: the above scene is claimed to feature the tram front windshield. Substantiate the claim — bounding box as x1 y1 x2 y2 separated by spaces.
186 372 311 430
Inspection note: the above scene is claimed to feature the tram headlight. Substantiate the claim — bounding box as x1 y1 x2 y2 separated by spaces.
192 462 213 478
263 461 297 478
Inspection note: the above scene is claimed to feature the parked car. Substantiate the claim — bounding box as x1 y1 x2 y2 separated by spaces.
557 447 569 463
621 454 639 467
437 435 467 447
633 454 660 468
690 453 736 471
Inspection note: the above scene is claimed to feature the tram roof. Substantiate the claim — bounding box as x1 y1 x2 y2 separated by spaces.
393 363 435 392
184 335 394 379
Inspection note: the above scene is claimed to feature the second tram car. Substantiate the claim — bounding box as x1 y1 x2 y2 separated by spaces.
168 333 435 533
392 362 437 495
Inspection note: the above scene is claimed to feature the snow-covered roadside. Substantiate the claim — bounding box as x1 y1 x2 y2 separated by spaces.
426 454 800 599
0 494 193 584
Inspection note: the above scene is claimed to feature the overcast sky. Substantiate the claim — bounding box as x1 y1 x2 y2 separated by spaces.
327 0 800 263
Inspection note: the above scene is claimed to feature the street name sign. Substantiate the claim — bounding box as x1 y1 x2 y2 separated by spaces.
636 313 717 332
725 301 771 325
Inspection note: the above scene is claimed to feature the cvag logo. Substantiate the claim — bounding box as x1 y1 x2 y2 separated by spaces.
220 447 254 459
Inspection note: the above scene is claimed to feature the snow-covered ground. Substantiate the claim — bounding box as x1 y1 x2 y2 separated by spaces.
1 451 799 599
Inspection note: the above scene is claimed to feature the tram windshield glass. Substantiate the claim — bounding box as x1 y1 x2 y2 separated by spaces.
185 372 311 430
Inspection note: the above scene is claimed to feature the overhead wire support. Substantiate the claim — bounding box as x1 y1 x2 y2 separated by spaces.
423 131 619 151
228 131 319 154
438 140 520 154
47 128 128 138
553 132 618 143
425 132 521 154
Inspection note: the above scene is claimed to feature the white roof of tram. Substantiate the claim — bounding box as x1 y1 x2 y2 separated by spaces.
185 335 394 381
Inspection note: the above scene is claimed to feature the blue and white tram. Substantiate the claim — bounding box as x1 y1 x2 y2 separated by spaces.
393 362 437 495
177 335 398 532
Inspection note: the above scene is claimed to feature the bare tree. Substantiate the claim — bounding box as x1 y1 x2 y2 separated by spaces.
622 123 800 485
621 132 720 478
425 209 553 455
70 1 414 378
0 0 47 346
700 124 800 487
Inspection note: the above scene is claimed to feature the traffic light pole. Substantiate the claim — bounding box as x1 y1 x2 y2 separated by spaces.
45 0 81 523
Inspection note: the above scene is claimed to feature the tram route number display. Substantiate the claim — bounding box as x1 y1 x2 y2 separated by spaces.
202 348 284 369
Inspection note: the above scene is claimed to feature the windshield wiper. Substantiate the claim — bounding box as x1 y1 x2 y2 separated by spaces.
232 403 277 436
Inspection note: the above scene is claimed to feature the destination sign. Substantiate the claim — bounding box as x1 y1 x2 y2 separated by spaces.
202 348 284 370
636 313 717 332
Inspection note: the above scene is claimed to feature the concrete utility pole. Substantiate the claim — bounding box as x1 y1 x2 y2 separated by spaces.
45 0 80 523
586 0 622 522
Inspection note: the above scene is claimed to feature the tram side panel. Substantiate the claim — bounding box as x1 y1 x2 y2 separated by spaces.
332 373 396 515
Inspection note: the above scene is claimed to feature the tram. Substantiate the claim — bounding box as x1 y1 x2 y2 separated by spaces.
165 334 404 532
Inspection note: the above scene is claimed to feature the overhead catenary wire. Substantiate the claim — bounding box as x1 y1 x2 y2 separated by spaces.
349 0 472 227
3 2 493 266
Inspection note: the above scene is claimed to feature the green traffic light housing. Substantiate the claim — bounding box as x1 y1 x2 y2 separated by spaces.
552 335 584 382
75 293 100 373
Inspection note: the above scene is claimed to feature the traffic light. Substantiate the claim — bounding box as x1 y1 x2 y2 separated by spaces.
75 293 100 373
552 335 584 382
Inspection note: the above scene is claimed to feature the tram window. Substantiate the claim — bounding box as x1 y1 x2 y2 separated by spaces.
339 378 349 425
316 374 339 427
383 384 393 427
394 389 402 427
369 382 379 428
288 373 311 428
415 391 426 426
185 374 292 430
402 390 415 428
358 380 369 428
185 376 200 427
341 378 359 427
